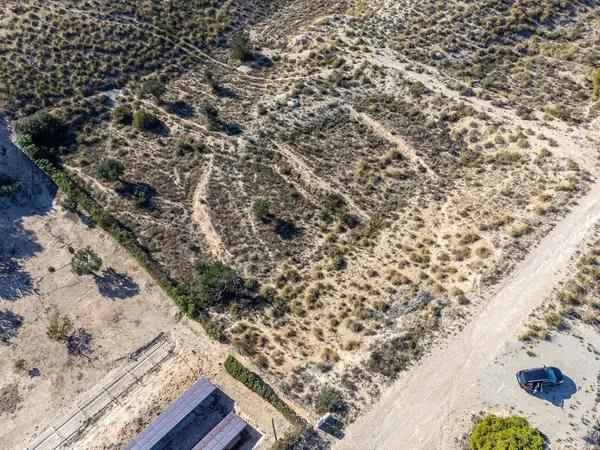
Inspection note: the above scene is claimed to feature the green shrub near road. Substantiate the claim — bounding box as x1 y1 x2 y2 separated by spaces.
224 355 306 449
470 415 544 450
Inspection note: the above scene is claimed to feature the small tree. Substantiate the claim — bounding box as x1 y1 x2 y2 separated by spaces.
17 110 65 147
113 105 133 125
470 415 544 450
251 198 271 222
71 247 102 276
203 69 219 93
314 386 340 414
95 159 124 181
230 32 253 61
133 108 158 131
140 79 166 102
593 67 600 100
200 103 221 131
46 314 74 342
189 260 242 309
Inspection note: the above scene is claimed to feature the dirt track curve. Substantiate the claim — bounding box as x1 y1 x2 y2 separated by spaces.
339 181 600 450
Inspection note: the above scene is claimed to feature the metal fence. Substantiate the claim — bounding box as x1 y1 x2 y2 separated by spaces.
26 335 174 450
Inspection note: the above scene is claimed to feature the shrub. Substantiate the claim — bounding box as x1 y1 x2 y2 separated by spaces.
46 314 74 342
544 312 564 330
188 260 242 309
140 79 166 101
132 188 150 208
0 175 22 197
113 105 133 125
593 68 600 100
132 108 158 131
470 415 544 450
203 69 219 92
224 356 304 426
251 198 271 222
314 386 340 414
368 330 423 379
510 223 532 238
95 159 124 181
17 110 65 148
71 247 102 276
229 32 253 61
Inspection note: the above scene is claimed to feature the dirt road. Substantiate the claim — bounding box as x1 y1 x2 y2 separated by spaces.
339 181 600 449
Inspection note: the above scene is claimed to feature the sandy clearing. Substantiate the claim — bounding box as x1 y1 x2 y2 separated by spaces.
339 180 600 449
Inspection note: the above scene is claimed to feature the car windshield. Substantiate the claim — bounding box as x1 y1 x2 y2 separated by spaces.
521 368 551 383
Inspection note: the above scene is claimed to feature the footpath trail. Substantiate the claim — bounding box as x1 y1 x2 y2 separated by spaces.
339 181 600 450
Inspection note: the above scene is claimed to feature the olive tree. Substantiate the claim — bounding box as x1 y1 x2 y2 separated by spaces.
71 247 102 276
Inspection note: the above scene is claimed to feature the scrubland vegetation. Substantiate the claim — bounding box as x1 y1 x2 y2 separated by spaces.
2 0 599 433
522 229 600 342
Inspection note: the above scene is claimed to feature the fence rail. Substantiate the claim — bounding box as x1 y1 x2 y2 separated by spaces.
26 335 174 450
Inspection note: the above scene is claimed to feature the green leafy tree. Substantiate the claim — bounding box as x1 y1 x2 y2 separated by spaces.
470 415 544 450
95 159 124 181
17 110 65 147
132 108 158 131
230 32 253 61
251 198 271 222
189 260 242 309
71 247 103 276
593 67 600 100
140 79 166 102
113 105 133 125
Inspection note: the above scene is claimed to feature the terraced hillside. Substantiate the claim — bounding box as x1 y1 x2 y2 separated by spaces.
1 0 599 439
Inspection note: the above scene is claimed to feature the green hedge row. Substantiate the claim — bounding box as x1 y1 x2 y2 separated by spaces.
17 133 224 340
223 356 306 449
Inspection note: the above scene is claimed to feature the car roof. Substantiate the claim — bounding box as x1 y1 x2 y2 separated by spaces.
521 367 552 382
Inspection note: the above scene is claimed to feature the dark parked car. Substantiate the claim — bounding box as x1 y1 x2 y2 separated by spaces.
516 366 564 392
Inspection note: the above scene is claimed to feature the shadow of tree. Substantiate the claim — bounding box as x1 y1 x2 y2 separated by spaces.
95 268 140 299
275 219 302 240
0 118 56 301
0 259 35 300
67 328 93 361
0 309 24 344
